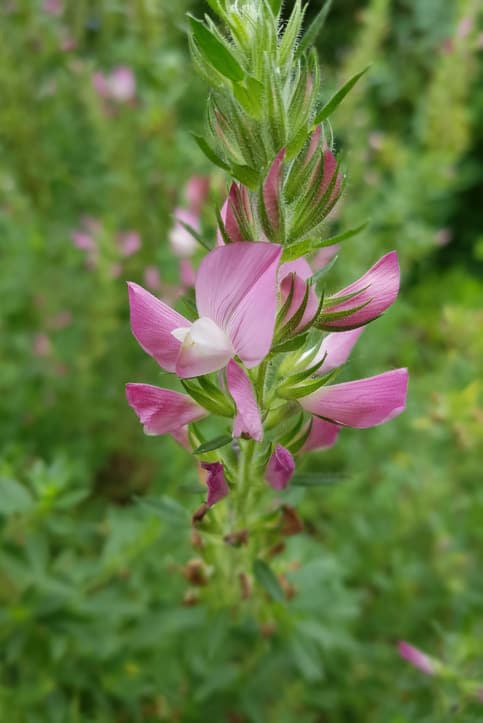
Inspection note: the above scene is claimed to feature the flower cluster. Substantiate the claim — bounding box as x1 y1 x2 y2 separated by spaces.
125 1 408 530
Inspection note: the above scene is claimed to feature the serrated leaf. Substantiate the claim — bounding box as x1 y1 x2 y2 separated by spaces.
253 559 285 603
296 0 332 59
313 67 369 125
192 134 229 170
189 16 245 82
193 434 233 455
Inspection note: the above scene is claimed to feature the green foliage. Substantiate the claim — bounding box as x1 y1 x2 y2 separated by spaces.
0 0 482 721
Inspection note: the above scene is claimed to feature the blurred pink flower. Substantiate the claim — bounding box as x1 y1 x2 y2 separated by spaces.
72 231 96 252
118 231 141 258
169 208 200 257
42 0 63 15
435 228 453 247
110 262 122 279
397 641 435 676
33 333 52 358
92 67 136 104
457 17 473 39
186 176 210 214
180 259 196 288
313 244 340 270
47 310 72 330
144 266 161 292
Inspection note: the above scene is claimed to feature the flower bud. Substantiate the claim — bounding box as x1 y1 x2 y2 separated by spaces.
265 445 295 491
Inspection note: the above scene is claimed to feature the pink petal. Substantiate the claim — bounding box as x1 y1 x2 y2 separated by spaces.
216 183 246 245
316 149 341 204
309 328 364 375
169 208 200 257
226 360 263 441
92 72 109 98
127 281 188 372
312 244 340 271
196 242 282 368
265 445 295 490
300 368 409 428
201 462 230 507
323 252 400 329
302 418 340 452
72 231 96 252
279 273 319 333
397 642 435 676
126 384 207 435
144 265 161 292
279 257 312 282
175 317 234 378
263 149 285 230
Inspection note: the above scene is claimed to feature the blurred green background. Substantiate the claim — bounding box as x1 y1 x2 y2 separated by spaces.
0 1 482 721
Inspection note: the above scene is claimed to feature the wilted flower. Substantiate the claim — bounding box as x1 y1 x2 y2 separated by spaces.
265 445 295 490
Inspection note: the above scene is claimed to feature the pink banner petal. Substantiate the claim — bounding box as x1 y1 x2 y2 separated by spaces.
324 252 400 329
301 368 408 428
127 282 188 372
196 242 282 368
226 360 263 441
302 418 340 452
126 383 206 435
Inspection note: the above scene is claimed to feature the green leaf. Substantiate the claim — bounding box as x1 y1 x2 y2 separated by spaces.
193 434 233 455
205 0 226 17
231 164 260 189
181 379 234 417
271 332 309 354
313 67 369 125
0 477 34 515
267 0 283 16
253 559 285 603
136 495 188 525
279 0 304 66
188 16 245 82
314 221 368 248
278 369 339 400
296 0 333 59
192 134 230 171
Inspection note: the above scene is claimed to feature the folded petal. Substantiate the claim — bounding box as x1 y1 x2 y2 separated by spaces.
196 242 282 368
279 272 319 334
265 445 295 490
302 418 340 452
226 360 263 441
126 383 207 435
175 317 234 378
279 257 312 282
305 328 364 375
201 462 230 507
216 183 246 245
323 252 400 329
300 368 409 428
128 282 189 372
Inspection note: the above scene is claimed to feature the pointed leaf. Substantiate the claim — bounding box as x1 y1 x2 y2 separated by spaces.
313 67 369 125
189 16 245 82
296 0 333 58
253 560 285 603
194 434 233 455
192 134 230 170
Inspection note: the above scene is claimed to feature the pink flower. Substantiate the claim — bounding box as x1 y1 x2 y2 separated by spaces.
265 445 295 490
321 252 400 330
226 360 263 441
201 462 230 507
300 368 408 428
125 384 207 435
186 176 210 214
305 328 365 375
72 231 96 252
118 231 141 258
169 208 200 257
144 266 161 292
93 66 136 104
128 242 281 378
33 333 52 358
42 0 63 15
397 641 435 676
262 149 285 233
107 66 136 103
313 245 340 270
